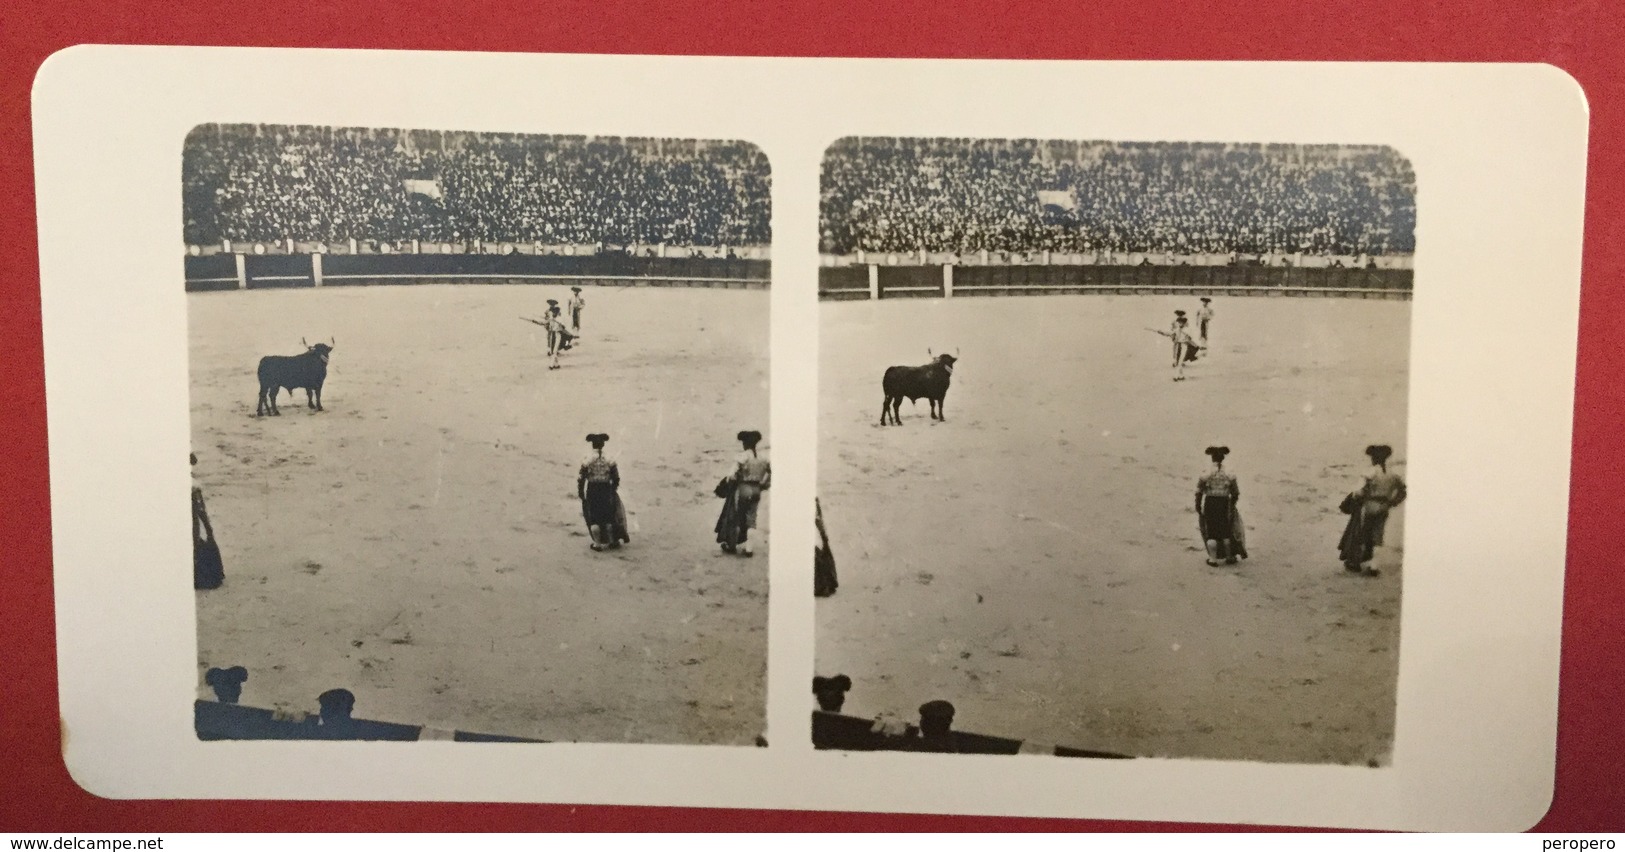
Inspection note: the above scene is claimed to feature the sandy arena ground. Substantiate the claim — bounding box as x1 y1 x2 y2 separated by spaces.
190 284 769 745
817 294 1408 765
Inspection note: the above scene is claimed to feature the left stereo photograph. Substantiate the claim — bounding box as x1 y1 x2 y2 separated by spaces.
184 124 772 745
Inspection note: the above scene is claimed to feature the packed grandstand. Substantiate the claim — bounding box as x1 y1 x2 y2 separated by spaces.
182 124 772 249
819 138 1416 258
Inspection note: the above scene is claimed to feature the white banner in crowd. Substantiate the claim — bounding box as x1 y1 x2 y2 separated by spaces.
401 178 442 200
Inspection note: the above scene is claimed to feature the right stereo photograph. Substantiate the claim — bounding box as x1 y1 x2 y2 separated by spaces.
813 137 1415 765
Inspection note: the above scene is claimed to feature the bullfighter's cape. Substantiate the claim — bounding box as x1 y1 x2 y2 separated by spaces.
193 491 224 590
1337 491 1369 564
520 316 576 349
580 487 631 544
194 537 224 590
814 499 838 597
714 480 764 549
1149 327 1203 362
1196 502 1249 559
715 479 744 547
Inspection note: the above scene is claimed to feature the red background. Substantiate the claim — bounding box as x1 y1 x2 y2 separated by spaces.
3 0 1621 832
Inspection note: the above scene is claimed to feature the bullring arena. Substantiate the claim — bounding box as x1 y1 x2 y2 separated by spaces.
814 138 1414 764
184 125 774 745
817 281 1409 764
190 281 769 744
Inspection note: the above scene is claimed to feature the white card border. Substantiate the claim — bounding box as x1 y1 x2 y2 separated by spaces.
33 46 1587 831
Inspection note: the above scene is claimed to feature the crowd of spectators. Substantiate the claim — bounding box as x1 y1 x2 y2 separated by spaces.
820 138 1416 257
183 124 772 248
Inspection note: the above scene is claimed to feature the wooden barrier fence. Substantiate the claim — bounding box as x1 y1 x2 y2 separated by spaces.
186 253 772 292
819 264 1412 301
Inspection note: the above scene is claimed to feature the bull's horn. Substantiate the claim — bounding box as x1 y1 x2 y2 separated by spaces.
927 348 933 356
329 337 336 347
301 337 308 347
955 347 960 356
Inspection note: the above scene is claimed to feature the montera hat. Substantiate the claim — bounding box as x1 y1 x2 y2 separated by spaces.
813 674 852 693
1205 445 1231 461
317 688 355 713
586 433 610 443
737 430 762 443
1365 444 1393 463
204 666 248 688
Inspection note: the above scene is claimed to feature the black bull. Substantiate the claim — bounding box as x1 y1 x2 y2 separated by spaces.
880 351 957 425
257 341 333 416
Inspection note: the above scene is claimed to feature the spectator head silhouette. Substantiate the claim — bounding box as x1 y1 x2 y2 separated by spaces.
918 699 956 738
203 666 248 703
812 675 852 712
317 688 356 724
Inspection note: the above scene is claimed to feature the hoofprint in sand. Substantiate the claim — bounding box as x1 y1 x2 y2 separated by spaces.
818 295 1408 765
190 285 769 745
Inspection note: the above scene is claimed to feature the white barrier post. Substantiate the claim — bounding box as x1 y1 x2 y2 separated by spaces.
868 264 880 301
311 252 323 287
348 237 358 254
234 253 247 290
413 239 421 254
943 264 954 298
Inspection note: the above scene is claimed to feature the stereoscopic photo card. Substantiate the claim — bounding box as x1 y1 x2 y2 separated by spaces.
35 47 1585 831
